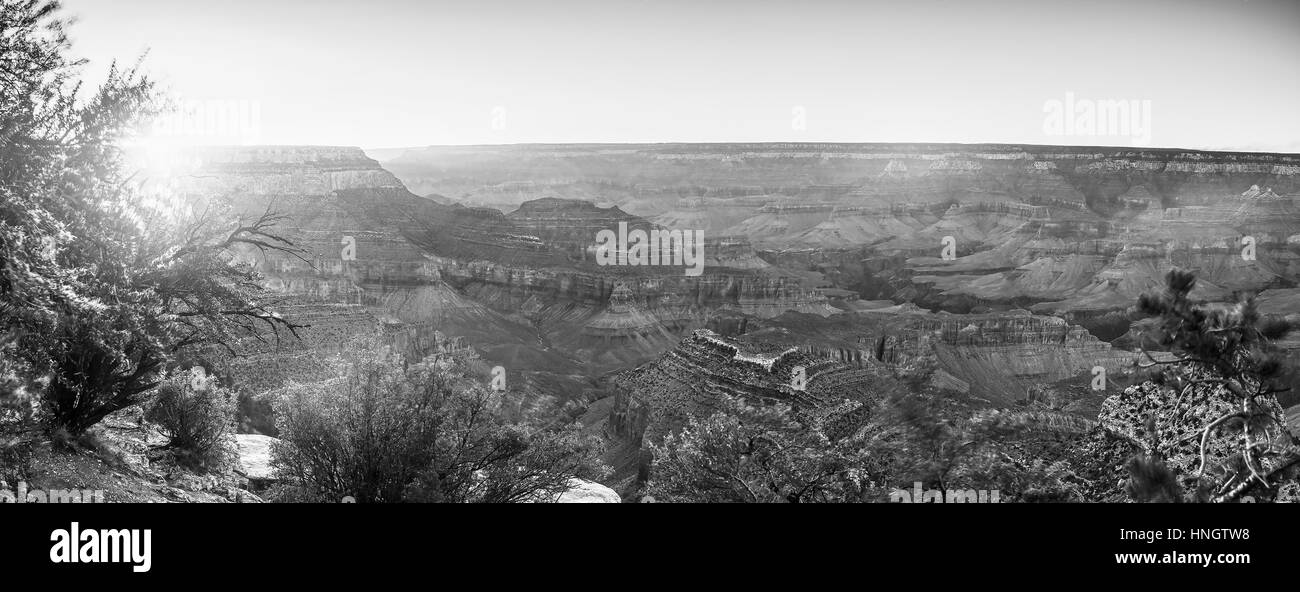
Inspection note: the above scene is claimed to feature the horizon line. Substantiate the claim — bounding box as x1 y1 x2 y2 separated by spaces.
142 141 1300 157
344 141 1300 157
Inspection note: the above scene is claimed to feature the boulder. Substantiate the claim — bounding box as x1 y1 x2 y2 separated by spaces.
235 434 279 482
552 478 621 503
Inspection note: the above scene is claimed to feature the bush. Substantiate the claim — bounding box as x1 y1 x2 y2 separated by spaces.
146 368 237 472
272 349 608 503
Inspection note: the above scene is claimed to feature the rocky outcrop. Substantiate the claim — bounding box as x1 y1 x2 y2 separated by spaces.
828 309 1142 404
235 434 278 483
442 260 837 325
660 307 1151 409
173 146 405 196
609 329 878 445
602 313 1131 481
583 282 672 343
550 479 621 503
1098 379 1296 496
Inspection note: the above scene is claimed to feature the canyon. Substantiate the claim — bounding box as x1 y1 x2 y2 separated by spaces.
147 142 1300 493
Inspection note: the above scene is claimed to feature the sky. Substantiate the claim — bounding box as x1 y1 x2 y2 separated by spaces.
61 0 1300 152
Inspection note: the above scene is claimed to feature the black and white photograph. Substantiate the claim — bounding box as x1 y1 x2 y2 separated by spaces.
1 0 1298 577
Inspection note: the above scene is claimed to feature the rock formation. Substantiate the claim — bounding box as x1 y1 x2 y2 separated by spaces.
152 146 852 418
113 142 1300 501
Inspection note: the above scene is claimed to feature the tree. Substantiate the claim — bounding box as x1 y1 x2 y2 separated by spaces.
271 348 609 503
644 386 1088 503
646 394 893 503
644 387 968 503
0 0 305 438
1130 269 1298 502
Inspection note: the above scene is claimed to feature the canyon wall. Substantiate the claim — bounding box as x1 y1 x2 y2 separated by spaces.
380 143 1300 216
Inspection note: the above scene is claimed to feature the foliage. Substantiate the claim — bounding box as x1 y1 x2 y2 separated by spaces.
643 376 1094 503
0 329 40 448
146 368 237 472
1130 269 1298 502
910 406 1089 502
646 395 851 503
1124 454 1182 503
0 0 305 437
271 348 609 503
